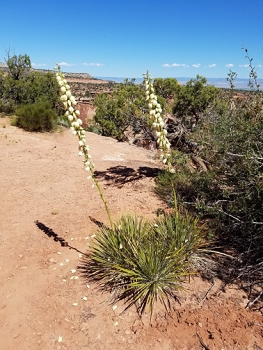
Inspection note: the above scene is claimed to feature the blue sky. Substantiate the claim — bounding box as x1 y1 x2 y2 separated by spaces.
1 0 263 79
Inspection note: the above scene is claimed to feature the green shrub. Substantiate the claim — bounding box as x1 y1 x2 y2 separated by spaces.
93 79 165 140
156 75 263 294
0 100 16 115
153 77 181 99
79 212 205 315
173 75 221 129
0 54 61 113
15 101 58 132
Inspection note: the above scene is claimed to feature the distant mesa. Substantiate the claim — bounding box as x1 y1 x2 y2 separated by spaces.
0 62 7 68
1 63 262 90
0 62 96 80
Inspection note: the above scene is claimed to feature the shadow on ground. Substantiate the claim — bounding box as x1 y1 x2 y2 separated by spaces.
35 220 86 255
94 166 160 187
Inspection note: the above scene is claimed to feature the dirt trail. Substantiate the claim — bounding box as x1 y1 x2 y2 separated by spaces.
0 117 262 350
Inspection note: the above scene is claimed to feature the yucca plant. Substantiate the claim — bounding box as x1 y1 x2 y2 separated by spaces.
79 211 205 316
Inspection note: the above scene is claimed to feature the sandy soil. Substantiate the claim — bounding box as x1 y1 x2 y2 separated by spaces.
0 117 262 350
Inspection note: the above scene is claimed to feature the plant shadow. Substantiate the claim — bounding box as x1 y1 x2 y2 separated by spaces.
94 165 160 188
35 220 86 255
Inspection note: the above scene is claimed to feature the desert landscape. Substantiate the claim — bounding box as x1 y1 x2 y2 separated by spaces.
0 116 262 350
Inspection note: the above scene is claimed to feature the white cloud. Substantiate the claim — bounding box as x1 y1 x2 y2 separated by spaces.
32 63 47 67
83 62 104 67
192 63 200 68
209 64 216 68
59 62 75 67
257 64 262 68
226 63 234 67
163 63 189 68
239 64 249 68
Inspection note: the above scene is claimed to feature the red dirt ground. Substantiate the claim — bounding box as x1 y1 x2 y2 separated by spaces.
0 117 262 350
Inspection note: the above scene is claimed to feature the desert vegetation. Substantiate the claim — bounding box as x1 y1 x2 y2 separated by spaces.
1 49 262 314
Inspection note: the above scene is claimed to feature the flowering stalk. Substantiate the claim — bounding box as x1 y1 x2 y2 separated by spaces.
54 64 113 228
143 72 174 173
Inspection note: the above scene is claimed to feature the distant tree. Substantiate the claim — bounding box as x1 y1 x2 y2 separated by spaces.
0 52 61 112
5 53 31 80
153 77 181 99
94 79 148 139
21 70 60 108
173 75 219 128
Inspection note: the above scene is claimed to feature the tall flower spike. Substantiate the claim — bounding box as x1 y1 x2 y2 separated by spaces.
54 64 94 175
143 72 175 173
54 64 113 227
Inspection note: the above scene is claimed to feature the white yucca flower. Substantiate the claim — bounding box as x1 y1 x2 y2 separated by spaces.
143 71 174 172
54 64 94 174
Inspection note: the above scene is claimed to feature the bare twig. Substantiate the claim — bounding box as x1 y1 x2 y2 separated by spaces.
226 151 263 161
218 209 242 222
196 332 210 350
199 281 215 305
246 290 263 309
